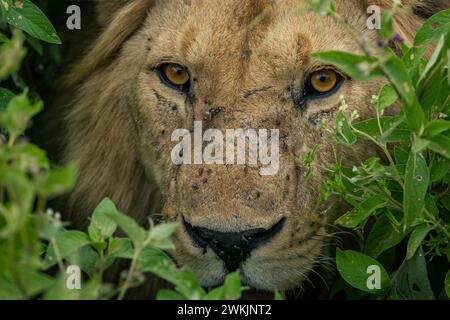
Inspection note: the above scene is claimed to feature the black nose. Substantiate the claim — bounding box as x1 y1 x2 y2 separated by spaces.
184 218 285 272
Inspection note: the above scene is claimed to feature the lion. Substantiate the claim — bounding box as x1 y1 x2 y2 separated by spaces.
38 0 449 298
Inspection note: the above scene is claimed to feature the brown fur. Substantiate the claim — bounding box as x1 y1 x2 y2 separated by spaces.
47 0 448 294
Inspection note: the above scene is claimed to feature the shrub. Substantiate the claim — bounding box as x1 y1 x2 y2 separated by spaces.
305 0 450 299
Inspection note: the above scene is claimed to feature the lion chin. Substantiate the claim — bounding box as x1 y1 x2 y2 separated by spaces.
38 0 448 298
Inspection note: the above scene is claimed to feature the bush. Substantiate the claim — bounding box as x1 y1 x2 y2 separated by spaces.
305 0 450 299
0 0 449 300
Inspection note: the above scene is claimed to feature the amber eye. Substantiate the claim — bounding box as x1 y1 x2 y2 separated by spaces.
158 63 190 91
306 69 342 97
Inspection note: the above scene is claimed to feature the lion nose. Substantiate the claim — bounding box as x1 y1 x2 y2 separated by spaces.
184 218 285 272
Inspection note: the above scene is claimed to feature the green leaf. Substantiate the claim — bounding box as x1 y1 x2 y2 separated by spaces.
105 209 146 248
274 290 285 300
427 134 450 158
376 84 398 112
353 116 409 143
424 194 439 218
365 215 405 258
417 35 446 88
66 245 99 277
380 10 394 39
403 152 430 229
0 92 42 139
88 198 118 242
402 45 427 85
107 237 133 259
379 55 425 133
406 224 432 260
44 231 91 269
334 110 357 145
146 261 206 299
419 53 449 114
335 195 387 228
205 271 245 300
411 137 430 154
139 246 172 270
302 144 321 181
12 142 49 171
2 0 61 44
0 269 53 299
0 29 26 80
394 247 434 299
430 155 450 182
423 120 450 139
149 223 179 242
151 238 176 251
335 249 390 294
311 51 383 80
414 9 450 46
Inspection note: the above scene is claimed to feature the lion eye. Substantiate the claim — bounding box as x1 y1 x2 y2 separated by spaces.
306 69 342 97
158 63 190 91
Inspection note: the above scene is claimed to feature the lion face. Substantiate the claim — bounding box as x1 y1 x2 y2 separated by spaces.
128 0 382 291
62 0 435 292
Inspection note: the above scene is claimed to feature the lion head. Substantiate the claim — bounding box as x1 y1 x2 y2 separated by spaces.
53 0 447 293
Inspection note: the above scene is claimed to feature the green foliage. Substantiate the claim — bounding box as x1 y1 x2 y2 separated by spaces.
305 0 450 300
0 0 60 44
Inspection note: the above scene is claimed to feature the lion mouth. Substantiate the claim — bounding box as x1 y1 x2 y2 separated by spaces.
183 217 286 272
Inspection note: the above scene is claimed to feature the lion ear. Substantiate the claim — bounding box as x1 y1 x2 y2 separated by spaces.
65 0 153 86
365 0 449 46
